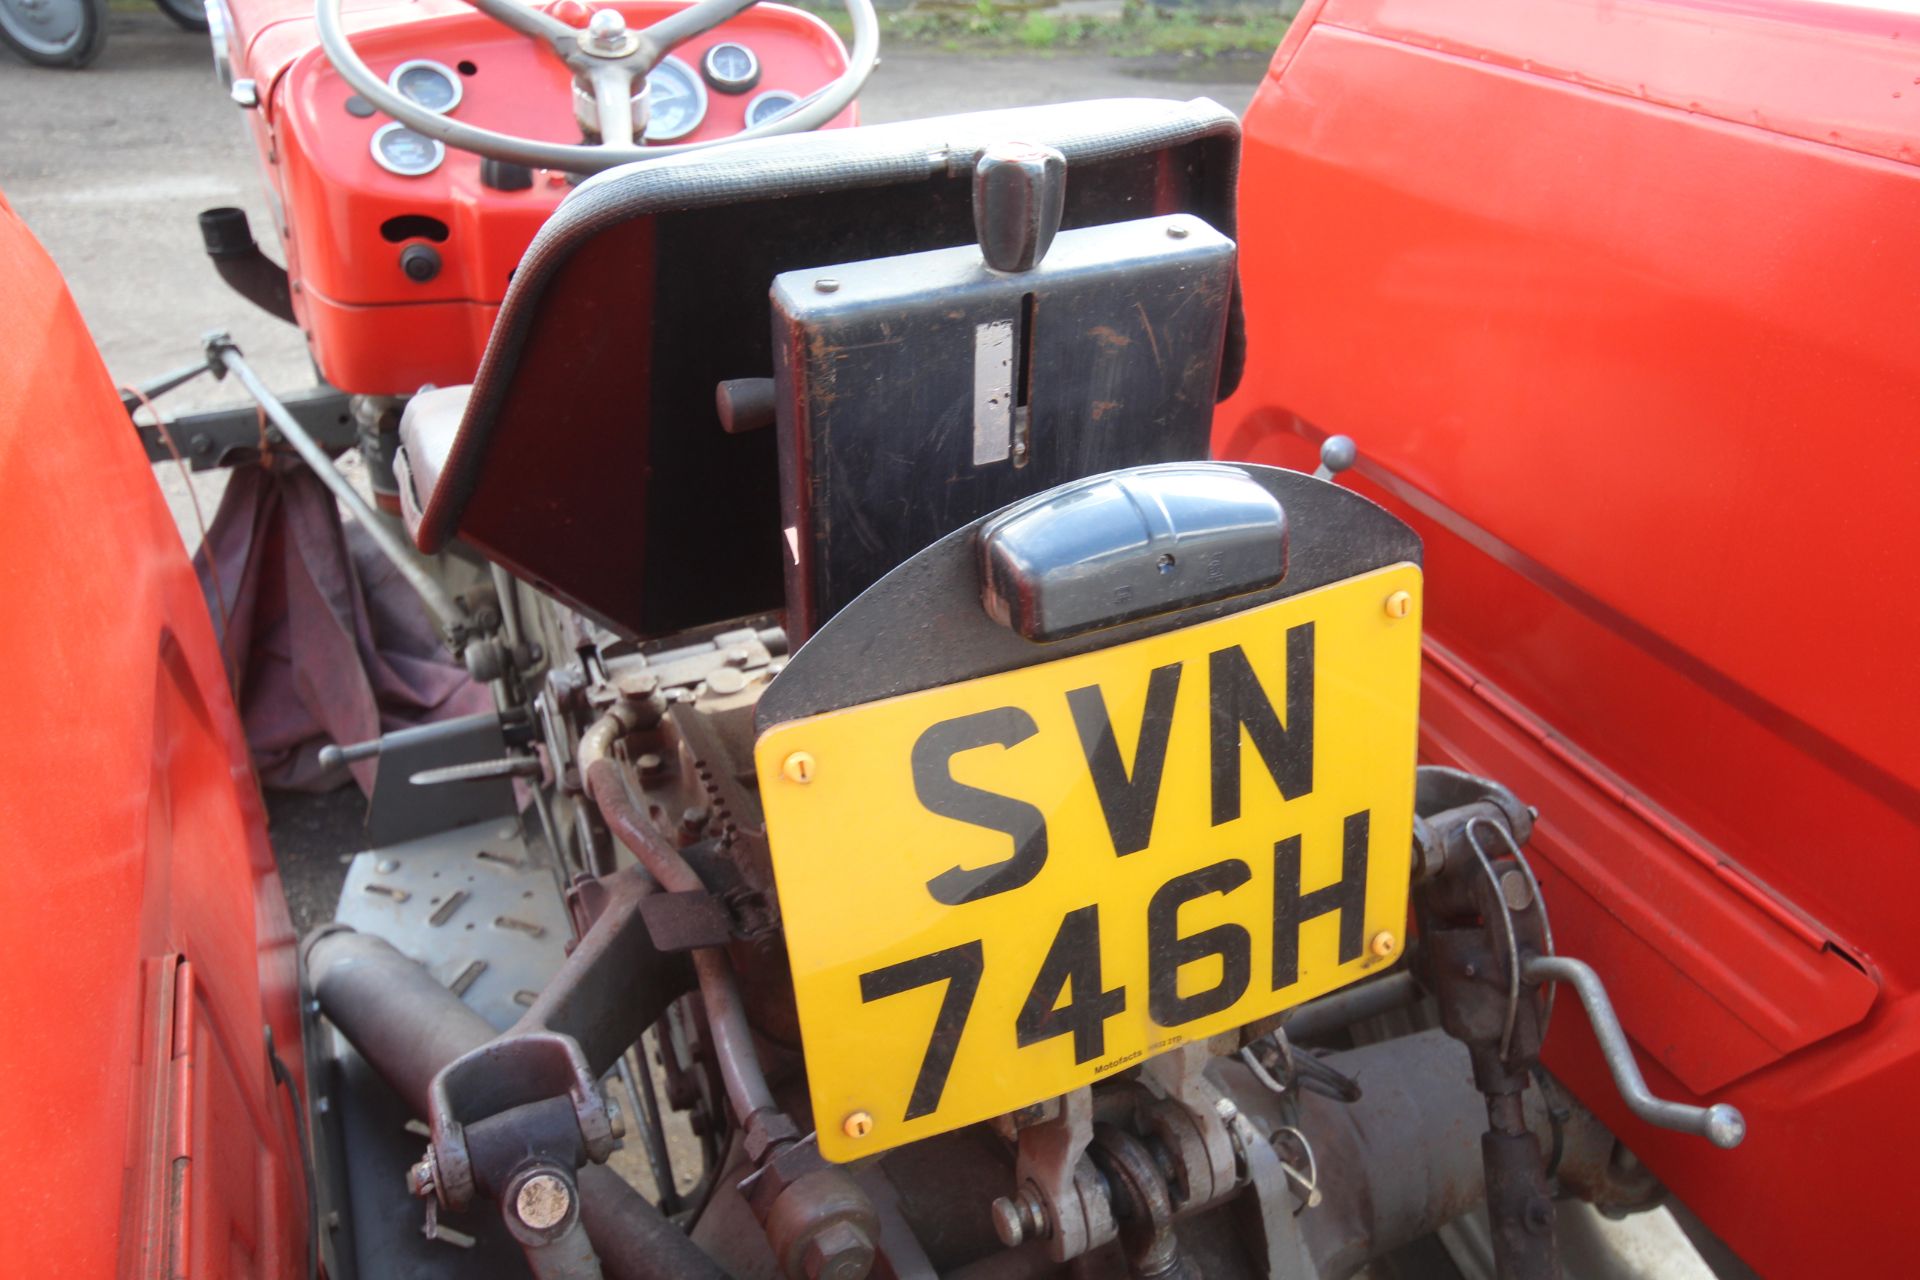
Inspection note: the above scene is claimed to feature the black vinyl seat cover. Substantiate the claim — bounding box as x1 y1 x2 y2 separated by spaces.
413 97 1243 638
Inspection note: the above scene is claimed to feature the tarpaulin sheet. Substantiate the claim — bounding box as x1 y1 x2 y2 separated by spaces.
194 462 490 793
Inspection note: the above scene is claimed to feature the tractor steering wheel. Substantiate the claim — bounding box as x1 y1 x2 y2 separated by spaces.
317 0 878 174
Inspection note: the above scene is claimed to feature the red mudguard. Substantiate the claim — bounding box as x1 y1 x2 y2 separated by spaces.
1217 1 1918 1270
0 195 308 1279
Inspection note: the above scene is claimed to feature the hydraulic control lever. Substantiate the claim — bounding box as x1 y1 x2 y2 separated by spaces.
1521 955 1746 1150
1409 767 1745 1280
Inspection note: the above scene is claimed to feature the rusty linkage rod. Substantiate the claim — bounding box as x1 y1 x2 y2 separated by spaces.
202 333 470 639
579 704 887 1280
579 700 785 1138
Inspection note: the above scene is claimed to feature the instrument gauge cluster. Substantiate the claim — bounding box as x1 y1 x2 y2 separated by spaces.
746 88 801 129
389 59 463 113
371 122 446 177
643 55 708 142
352 29 822 179
701 41 759 94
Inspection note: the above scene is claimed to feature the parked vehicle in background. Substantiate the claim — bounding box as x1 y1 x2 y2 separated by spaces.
0 0 106 67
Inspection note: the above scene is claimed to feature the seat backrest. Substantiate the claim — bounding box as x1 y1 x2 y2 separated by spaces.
407 98 1242 639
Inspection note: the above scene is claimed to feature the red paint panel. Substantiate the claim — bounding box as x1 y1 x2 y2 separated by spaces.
1323 0 1920 167
1217 1 1920 1269
1421 645 1876 1094
0 196 305 1279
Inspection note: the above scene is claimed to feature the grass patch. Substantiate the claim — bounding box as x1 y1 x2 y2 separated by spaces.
797 2 1293 61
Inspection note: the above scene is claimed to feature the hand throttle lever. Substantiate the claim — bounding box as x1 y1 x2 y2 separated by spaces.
1522 954 1746 1149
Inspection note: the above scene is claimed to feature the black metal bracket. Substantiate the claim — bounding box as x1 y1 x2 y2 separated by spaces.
1409 767 1558 1280
132 383 355 471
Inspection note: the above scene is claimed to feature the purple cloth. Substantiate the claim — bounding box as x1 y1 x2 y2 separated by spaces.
194 462 491 793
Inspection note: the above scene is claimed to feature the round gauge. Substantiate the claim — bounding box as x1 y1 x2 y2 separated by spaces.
370 122 446 177
643 55 708 142
389 59 463 113
701 41 759 94
745 89 800 130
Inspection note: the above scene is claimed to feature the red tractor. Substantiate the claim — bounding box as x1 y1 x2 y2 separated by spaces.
2 0 1912 1277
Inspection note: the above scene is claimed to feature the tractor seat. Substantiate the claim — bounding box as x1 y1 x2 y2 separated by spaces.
397 97 1242 639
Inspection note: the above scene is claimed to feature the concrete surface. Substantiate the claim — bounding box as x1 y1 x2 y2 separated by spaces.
1 10 1258 551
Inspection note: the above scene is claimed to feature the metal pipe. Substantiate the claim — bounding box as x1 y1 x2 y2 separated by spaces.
207 337 467 635
1282 970 1421 1043
306 925 495 1113
580 709 781 1126
578 1165 727 1280
1522 955 1746 1149
198 208 296 325
303 925 721 1280
491 561 527 656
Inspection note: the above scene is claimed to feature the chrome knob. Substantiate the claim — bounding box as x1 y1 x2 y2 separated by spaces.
586 8 628 52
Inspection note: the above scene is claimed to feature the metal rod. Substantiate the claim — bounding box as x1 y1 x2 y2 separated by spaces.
122 357 215 411
1521 955 1746 1149
579 707 783 1127
207 336 467 635
618 1046 678 1216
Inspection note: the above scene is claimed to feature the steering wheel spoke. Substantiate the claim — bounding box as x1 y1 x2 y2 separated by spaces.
588 63 641 150
632 0 756 62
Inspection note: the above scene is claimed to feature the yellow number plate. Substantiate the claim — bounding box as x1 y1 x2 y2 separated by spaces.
756 563 1422 1162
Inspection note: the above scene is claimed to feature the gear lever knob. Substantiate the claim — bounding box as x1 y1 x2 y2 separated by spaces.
972 141 1068 274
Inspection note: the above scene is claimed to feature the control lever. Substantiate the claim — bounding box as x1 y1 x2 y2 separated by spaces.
972 140 1067 273
1411 767 1745 1280
1312 434 1356 482
1522 955 1746 1149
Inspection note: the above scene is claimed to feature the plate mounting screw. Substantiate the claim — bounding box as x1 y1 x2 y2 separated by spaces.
1384 590 1412 619
783 751 816 784
842 1110 874 1139
814 278 841 293
1369 930 1398 959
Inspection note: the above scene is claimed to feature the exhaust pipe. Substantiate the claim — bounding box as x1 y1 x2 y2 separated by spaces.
197 207 295 325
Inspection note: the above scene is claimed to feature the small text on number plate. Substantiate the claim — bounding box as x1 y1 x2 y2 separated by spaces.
756 563 1423 1162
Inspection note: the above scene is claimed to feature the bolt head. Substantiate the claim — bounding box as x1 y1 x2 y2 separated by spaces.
783 751 816 784
1499 867 1534 911
814 278 841 293
406 1153 437 1198
988 1196 1024 1247
801 1220 874 1280
514 1173 573 1231
841 1110 873 1140
1384 590 1413 620
1369 930 1398 959
587 8 625 36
